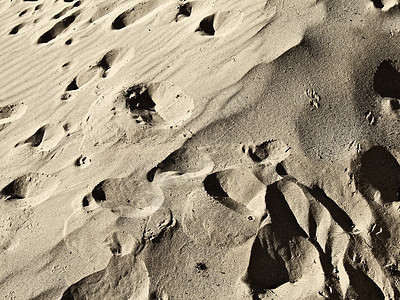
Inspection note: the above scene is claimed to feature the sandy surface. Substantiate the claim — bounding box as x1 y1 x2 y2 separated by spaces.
1 0 400 299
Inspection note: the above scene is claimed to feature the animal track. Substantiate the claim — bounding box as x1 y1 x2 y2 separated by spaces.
306 88 321 109
365 110 376 125
37 12 78 44
75 155 91 167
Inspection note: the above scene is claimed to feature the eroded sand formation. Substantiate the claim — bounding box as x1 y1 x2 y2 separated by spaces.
1 0 400 299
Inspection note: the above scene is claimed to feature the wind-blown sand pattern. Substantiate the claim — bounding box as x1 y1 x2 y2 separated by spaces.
1 0 400 299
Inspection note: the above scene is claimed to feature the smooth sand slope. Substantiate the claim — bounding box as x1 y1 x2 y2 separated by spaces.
1 0 400 299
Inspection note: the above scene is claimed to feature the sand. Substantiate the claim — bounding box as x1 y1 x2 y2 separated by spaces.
1 0 400 299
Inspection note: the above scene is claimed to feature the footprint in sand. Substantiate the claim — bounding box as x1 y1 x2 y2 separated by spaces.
204 167 267 219
60 250 149 300
122 82 194 128
0 172 60 208
143 207 176 241
195 10 243 37
18 8 29 18
86 177 164 219
99 47 136 78
182 186 259 248
15 124 65 151
53 7 70 19
147 82 194 127
373 60 400 99
121 84 159 126
148 139 289 184
213 10 244 36
182 167 266 248
370 0 398 11
34 3 43 12
9 23 24 35
146 139 292 249
354 146 400 204
0 102 27 126
381 97 400 120
111 0 165 30
0 205 32 252
147 145 214 182
196 14 216 36
175 1 192 22
89 2 119 23
52 0 80 19
37 11 79 44
63 184 175 276
21 125 47 147
63 48 134 98
97 49 120 78
243 181 326 297
247 139 291 164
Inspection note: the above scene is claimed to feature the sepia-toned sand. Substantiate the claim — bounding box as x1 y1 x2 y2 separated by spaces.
1 0 400 299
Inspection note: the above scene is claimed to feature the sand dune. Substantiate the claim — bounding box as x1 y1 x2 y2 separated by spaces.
1 0 400 299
